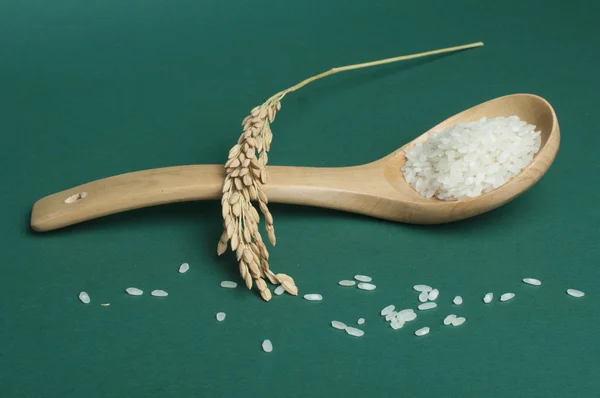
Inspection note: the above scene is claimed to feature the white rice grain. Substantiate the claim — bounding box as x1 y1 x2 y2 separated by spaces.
331 321 347 330
178 263 190 273
216 312 226 321
304 294 323 301
385 311 398 322
151 290 168 297
345 327 365 337
220 281 237 289
399 310 417 322
413 284 433 292
523 278 542 286
418 291 429 303
357 318 365 325
443 314 457 325
418 302 437 310
428 289 440 301
452 317 466 326
391 320 405 330
262 339 273 353
453 296 463 305
354 275 372 282
274 285 285 295
415 327 430 337
338 280 356 287
126 287 143 296
500 293 515 302
381 305 396 316
79 291 90 304
483 293 493 304
567 289 585 298
357 283 376 291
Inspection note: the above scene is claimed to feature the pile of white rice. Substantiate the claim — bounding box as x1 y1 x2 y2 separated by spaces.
402 116 541 201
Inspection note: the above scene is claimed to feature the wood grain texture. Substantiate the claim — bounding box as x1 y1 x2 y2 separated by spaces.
30 94 560 232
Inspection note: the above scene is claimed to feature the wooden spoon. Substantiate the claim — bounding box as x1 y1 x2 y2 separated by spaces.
30 93 559 232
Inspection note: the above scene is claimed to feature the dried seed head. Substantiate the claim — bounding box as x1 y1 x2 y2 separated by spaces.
267 107 274 123
232 202 241 217
241 187 250 202
236 243 244 261
228 145 241 159
258 189 268 204
267 225 276 246
222 178 232 193
234 178 243 191
243 227 251 243
217 240 227 256
281 280 298 296
229 192 240 205
260 169 269 184
231 233 239 251
243 175 253 186
260 287 272 302
256 278 267 292
239 262 248 280
249 186 258 200
264 210 273 225
265 270 279 284
243 248 253 264
222 203 230 218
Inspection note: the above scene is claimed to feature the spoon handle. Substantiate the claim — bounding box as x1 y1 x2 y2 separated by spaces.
30 164 377 232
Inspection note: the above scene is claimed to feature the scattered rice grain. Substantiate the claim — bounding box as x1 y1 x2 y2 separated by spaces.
338 280 356 287
443 314 457 325
381 304 395 316
262 339 273 353
216 312 226 321
79 292 90 304
523 278 542 286
354 275 372 282
415 327 430 336
413 284 433 292
304 293 323 301
385 311 398 322
428 289 439 301
357 318 365 325
452 317 466 326
345 327 365 337
331 321 347 330
220 281 237 288
179 263 190 273
357 283 376 291
274 285 285 295
418 302 437 310
126 287 143 296
453 296 463 305
418 291 429 302
151 290 168 297
567 289 585 298
483 293 493 304
391 320 405 330
500 293 515 302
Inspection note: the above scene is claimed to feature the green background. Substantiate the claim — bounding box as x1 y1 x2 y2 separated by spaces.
1 0 599 396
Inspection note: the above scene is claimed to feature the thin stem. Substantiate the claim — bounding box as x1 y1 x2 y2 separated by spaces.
280 41 483 97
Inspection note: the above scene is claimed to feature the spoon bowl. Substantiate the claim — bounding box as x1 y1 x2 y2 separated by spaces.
31 93 559 232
